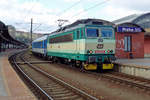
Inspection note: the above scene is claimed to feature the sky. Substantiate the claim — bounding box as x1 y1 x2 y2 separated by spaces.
0 0 150 33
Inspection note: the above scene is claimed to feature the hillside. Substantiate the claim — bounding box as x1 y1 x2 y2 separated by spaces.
8 25 44 44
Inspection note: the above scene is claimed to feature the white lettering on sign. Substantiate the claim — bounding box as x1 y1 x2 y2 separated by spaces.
118 27 142 33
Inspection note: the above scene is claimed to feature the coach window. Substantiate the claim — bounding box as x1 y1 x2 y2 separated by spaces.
77 30 80 39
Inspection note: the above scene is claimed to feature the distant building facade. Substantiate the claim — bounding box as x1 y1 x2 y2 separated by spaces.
113 12 150 57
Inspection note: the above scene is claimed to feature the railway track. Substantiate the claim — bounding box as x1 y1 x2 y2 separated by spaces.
9 51 98 100
80 69 150 93
24 51 150 93
102 72 150 91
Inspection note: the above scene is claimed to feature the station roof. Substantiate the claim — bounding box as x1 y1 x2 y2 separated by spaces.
113 12 150 36
113 13 150 27
113 14 142 25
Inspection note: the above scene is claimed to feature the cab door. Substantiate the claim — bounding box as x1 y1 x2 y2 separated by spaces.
76 30 80 54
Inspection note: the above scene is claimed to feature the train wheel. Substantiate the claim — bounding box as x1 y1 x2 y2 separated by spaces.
75 60 81 68
80 62 85 72
71 60 76 67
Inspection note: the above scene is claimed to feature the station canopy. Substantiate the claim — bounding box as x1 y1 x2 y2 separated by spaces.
0 20 27 47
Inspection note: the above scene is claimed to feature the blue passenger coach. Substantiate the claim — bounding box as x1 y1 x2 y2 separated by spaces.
32 35 48 57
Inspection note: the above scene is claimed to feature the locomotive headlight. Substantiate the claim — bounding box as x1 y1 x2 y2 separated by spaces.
87 50 93 54
107 50 110 53
107 49 113 53
89 50 93 54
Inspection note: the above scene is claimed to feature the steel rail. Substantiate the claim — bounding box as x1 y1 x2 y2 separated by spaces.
101 73 150 91
21 56 99 100
10 52 54 100
64 64 150 92
29 53 150 92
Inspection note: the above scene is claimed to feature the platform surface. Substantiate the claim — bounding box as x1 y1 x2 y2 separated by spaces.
115 58 150 68
0 49 37 100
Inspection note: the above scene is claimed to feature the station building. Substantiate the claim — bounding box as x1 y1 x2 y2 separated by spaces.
113 12 150 58
115 23 145 58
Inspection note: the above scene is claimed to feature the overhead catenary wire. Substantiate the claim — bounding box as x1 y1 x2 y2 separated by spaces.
70 0 110 18
15 0 110 33
56 0 82 16
55 0 82 28
55 0 110 29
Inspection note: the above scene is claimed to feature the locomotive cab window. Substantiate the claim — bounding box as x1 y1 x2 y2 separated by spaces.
86 28 99 38
101 28 113 38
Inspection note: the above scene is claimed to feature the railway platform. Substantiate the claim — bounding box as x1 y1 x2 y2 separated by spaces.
115 58 150 79
0 49 36 100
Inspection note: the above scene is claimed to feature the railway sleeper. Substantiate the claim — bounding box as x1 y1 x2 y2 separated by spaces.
52 94 82 100
50 92 75 97
44 86 66 90
47 88 67 92
42 83 59 88
49 90 71 95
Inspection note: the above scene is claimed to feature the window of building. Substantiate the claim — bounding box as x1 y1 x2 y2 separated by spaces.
124 36 132 52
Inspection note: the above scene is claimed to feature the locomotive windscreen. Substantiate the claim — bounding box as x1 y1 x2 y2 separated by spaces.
101 28 113 38
86 28 99 38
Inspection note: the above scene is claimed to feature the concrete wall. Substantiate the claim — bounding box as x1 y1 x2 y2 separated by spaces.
115 64 150 79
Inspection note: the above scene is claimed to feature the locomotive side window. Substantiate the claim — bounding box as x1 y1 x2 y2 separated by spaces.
49 33 73 43
86 28 99 38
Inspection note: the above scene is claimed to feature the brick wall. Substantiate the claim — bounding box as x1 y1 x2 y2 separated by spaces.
144 36 150 55
115 32 144 58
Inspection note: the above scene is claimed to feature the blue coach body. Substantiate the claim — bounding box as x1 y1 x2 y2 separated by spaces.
32 35 48 56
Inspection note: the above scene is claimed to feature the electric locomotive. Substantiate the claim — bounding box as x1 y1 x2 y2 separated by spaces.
46 19 116 71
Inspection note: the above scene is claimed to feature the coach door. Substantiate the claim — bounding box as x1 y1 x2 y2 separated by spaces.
76 30 80 54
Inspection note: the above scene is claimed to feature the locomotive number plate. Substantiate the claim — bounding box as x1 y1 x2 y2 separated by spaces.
98 38 103 42
97 44 103 49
